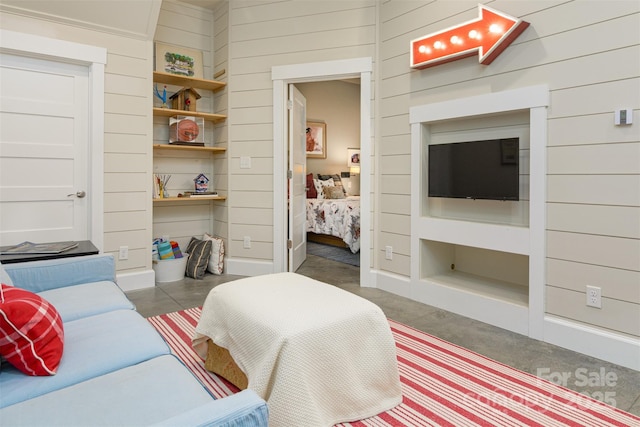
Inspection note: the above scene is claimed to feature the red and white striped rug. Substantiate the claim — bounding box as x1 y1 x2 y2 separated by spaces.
148 308 639 426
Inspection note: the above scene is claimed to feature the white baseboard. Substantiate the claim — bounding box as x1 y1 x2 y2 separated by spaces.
225 258 275 277
116 269 155 292
374 270 412 298
544 316 640 371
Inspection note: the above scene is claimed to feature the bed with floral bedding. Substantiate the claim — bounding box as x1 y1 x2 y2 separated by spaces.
306 196 360 253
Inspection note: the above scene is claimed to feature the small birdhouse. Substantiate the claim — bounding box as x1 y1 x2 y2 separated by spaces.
194 173 209 193
170 87 201 112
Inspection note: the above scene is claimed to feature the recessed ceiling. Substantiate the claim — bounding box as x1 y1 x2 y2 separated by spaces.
177 0 223 10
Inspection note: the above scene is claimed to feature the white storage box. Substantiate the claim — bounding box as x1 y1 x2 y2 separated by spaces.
153 255 188 283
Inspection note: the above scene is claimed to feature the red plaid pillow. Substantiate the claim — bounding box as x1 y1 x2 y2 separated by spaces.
0 284 64 376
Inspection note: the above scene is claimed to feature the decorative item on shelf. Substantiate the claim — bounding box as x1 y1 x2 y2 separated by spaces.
170 87 201 112
154 174 171 199
182 191 218 198
194 173 209 193
169 115 204 146
155 42 204 79
347 148 361 196
153 84 169 108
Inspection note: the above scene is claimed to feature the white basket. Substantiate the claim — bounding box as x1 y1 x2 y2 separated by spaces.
153 255 188 283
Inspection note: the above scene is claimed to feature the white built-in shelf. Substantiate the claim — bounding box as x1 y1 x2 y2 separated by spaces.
153 195 226 203
152 107 226 123
427 271 528 306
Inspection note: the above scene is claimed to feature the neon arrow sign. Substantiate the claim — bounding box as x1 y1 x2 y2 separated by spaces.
410 5 529 69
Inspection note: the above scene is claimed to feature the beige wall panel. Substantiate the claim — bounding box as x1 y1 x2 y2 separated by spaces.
104 134 148 154
231 224 272 242
547 175 640 206
379 231 410 257
230 207 272 226
106 53 148 78
229 157 272 175
104 73 147 97
550 79 640 119
380 153 410 175
546 286 640 337
379 134 411 156
380 114 410 138
547 204 640 239
229 175 272 192
229 89 272 109
104 211 146 233
230 45 375 74
105 172 148 193
228 240 272 260
104 113 148 135
229 106 272 125
547 231 640 272
380 93 410 119
231 123 272 141
381 174 411 195
548 143 640 175
548 110 640 147
104 230 147 253
547 258 640 304
231 191 272 209
230 0 374 25
380 213 411 236
104 192 147 212
232 141 273 157
157 5 212 33
379 252 411 277
380 194 410 216
105 93 147 117
154 204 211 222
105 153 146 173
115 249 147 272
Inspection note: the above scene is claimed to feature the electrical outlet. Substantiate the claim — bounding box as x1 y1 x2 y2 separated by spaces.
243 236 251 249
118 246 128 260
385 246 393 260
586 286 602 309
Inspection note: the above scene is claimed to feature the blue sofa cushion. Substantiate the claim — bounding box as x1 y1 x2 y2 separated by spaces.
0 355 220 426
3 254 115 293
0 309 170 408
38 281 135 322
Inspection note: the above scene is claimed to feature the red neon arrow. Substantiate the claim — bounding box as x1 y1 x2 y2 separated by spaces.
410 5 529 69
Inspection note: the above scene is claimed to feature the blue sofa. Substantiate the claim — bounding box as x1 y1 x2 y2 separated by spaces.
0 254 268 426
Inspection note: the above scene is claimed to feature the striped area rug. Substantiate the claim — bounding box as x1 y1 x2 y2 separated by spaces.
148 308 639 426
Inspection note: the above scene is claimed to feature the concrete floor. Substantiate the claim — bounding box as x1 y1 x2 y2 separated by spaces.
127 253 640 417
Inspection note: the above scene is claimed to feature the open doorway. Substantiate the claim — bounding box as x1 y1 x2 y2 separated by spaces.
272 57 373 286
296 80 361 269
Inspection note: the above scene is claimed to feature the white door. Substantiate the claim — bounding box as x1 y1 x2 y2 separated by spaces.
288 85 306 271
0 54 90 246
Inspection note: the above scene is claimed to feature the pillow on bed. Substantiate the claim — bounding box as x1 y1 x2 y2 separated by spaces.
318 174 346 196
313 178 334 200
324 186 346 199
306 173 317 198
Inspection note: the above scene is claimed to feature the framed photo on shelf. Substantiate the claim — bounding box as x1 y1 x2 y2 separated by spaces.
155 42 203 79
306 120 326 159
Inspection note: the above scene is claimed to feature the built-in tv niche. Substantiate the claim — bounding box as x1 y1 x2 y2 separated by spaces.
424 111 530 227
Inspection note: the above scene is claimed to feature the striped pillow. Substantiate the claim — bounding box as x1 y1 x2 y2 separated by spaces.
0 284 64 376
185 238 212 279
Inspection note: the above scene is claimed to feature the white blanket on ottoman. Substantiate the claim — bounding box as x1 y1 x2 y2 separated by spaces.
193 273 402 427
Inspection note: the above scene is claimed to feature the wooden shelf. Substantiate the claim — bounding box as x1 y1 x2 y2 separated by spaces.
153 195 227 202
153 144 226 153
153 71 225 92
152 107 226 123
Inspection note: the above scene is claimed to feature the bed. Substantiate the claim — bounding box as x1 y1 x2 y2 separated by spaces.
306 196 360 253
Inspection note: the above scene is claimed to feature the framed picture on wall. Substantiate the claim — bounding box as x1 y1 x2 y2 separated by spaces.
306 120 326 159
155 42 204 79
347 148 360 167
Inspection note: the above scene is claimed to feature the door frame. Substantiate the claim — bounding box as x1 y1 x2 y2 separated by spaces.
272 57 373 286
0 29 106 250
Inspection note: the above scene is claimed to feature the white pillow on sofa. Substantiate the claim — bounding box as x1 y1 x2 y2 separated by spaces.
203 233 224 275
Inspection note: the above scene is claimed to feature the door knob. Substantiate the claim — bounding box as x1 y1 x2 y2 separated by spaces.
67 191 86 198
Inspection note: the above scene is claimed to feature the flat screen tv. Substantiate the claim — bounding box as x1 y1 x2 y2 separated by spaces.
428 138 519 201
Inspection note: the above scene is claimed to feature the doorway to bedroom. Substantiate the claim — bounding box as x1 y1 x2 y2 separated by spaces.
295 79 361 269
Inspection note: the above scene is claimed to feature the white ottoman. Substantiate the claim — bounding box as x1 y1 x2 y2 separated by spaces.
193 272 402 427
